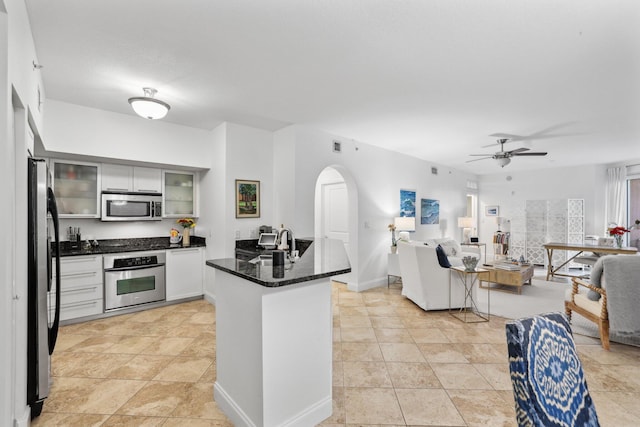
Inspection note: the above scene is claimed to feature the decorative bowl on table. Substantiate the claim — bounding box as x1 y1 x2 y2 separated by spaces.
462 256 479 272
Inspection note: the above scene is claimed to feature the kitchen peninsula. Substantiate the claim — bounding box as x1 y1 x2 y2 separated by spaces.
206 238 351 427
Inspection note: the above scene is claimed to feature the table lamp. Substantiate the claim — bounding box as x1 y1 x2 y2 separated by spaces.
394 217 415 243
458 217 473 244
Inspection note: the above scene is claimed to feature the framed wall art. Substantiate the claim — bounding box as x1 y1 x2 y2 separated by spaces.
485 205 499 216
236 179 260 218
420 198 440 224
400 189 416 217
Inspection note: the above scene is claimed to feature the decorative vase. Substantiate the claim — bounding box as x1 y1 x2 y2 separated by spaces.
391 245 397 254
462 256 479 272
183 227 191 247
614 234 623 248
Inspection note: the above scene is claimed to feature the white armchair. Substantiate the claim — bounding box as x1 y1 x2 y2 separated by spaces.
398 241 481 311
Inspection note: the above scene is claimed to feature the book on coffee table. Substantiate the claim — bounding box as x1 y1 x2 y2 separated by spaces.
494 263 521 271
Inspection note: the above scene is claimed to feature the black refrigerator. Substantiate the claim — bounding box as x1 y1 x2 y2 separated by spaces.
27 158 61 418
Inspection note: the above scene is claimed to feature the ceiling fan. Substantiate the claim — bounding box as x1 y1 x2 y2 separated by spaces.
467 139 548 168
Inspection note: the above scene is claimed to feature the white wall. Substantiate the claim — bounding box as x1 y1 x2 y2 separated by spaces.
1 6 14 424
6 0 44 131
200 123 226 302
224 122 274 255
477 164 608 256
201 122 274 303
275 125 477 290
43 100 212 169
3 0 47 424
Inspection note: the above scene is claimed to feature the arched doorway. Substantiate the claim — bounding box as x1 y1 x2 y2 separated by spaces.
314 166 358 287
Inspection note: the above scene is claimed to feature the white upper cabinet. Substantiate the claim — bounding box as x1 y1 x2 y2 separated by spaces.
133 167 162 193
101 164 162 193
163 170 198 217
101 164 132 192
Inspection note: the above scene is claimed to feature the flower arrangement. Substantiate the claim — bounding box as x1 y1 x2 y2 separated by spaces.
177 218 196 229
608 225 629 248
388 223 397 246
608 226 630 236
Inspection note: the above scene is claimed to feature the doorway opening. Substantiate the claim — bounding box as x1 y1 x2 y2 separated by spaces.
314 166 358 287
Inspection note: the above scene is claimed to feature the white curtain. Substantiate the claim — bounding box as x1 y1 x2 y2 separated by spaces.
605 167 626 228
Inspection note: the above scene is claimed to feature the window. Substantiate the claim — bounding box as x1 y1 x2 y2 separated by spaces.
628 178 640 247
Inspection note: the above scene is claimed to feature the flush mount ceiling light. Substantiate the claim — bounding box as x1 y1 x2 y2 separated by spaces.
128 87 170 120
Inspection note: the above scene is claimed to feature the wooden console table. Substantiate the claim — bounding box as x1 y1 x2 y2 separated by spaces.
543 242 638 281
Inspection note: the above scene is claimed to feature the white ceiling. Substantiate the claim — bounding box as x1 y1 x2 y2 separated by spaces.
25 0 640 175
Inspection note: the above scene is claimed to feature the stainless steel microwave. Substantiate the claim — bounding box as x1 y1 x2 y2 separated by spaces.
101 192 162 221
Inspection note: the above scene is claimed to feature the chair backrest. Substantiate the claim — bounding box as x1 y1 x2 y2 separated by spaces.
505 312 600 427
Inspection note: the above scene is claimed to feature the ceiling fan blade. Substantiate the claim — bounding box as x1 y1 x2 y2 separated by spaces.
512 152 547 156
466 157 493 163
469 153 494 156
487 122 581 146
506 147 530 155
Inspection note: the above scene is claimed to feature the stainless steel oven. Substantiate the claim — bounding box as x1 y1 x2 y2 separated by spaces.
103 251 166 311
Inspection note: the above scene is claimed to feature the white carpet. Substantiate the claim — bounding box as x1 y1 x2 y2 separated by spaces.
476 276 569 320
476 274 640 347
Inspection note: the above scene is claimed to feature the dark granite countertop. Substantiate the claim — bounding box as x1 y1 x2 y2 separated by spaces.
207 238 351 287
54 236 206 257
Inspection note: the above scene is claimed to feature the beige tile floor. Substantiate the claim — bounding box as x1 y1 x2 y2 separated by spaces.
33 280 640 426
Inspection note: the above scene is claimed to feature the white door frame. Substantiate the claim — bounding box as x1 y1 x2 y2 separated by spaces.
314 166 359 289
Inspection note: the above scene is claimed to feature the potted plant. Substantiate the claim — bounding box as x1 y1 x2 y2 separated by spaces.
388 223 397 253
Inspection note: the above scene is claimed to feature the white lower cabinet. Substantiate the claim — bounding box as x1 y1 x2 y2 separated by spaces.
165 247 204 301
52 255 104 321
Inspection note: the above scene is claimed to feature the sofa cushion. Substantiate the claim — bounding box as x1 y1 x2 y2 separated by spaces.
439 239 462 257
565 287 603 316
435 244 451 268
587 257 605 301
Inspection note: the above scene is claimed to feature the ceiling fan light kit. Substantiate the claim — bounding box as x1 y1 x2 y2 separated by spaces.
128 87 170 120
497 157 511 167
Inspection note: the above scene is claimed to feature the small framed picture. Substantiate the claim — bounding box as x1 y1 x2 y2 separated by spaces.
235 179 260 218
486 206 499 216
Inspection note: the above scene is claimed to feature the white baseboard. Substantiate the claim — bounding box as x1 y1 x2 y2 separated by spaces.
214 382 256 427
213 382 333 427
277 395 332 427
203 291 216 306
348 276 388 292
14 406 30 427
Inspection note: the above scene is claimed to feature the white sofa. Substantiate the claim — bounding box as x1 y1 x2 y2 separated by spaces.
398 239 481 311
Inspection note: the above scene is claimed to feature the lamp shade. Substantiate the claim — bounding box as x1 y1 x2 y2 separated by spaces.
457 217 473 228
128 87 170 120
394 216 415 231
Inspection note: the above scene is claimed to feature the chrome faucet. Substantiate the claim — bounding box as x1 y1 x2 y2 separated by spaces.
277 227 296 259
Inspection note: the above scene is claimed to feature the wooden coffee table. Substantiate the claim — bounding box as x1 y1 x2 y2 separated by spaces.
479 263 534 294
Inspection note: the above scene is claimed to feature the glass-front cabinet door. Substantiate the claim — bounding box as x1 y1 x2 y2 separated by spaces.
51 160 101 217
163 170 197 217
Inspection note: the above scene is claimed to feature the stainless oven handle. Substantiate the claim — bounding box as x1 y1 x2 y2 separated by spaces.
104 263 165 272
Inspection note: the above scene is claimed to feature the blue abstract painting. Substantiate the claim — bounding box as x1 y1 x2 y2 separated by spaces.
399 189 416 217
421 198 439 224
